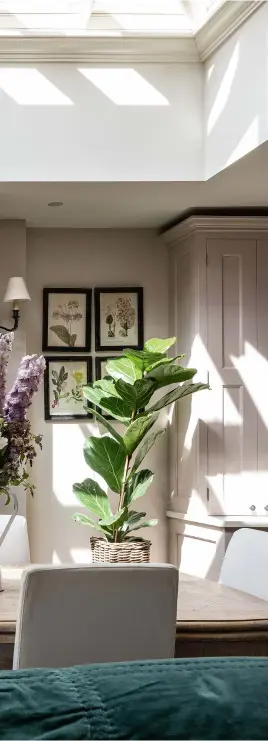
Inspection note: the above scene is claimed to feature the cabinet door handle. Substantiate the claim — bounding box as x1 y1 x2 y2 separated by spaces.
250 505 256 511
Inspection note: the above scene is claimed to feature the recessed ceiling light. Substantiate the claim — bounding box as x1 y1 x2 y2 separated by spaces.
48 201 63 207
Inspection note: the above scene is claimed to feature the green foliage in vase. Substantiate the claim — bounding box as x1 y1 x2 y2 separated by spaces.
73 337 209 543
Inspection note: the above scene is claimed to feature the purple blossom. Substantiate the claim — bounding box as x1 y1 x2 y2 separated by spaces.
4 354 46 422
0 332 14 415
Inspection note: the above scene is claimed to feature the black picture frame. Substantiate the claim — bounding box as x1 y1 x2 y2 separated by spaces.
94 287 143 352
44 356 92 421
42 288 92 352
95 356 120 420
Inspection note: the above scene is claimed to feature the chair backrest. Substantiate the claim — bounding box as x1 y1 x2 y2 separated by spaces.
0 515 30 565
219 528 268 601
13 563 179 669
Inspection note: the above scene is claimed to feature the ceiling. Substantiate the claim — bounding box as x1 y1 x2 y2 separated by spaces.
0 142 267 230
0 0 222 36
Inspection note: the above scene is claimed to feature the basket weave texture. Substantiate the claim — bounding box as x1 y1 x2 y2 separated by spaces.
90 537 151 563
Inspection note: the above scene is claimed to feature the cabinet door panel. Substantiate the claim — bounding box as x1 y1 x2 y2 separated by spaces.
207 239 257 515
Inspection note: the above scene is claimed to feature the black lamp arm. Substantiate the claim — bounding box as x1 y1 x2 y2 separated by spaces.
0 308 20 333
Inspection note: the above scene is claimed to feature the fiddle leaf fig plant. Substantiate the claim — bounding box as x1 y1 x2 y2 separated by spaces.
73 337 209 543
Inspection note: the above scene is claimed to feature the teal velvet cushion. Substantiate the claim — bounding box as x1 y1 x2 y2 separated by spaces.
0 658 267 740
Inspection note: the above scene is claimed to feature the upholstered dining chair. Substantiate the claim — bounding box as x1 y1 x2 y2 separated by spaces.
13 563 179 669
219 527 268 601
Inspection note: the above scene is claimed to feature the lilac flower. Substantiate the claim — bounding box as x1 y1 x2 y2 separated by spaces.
4 354 46 422
0 332 14 415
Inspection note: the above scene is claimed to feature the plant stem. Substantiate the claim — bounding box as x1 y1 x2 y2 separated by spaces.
114 406 135 542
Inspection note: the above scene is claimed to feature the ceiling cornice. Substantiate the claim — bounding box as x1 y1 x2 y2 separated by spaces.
162 215 268 246
0 2 263 64
0 35 199 64
195 0 265 62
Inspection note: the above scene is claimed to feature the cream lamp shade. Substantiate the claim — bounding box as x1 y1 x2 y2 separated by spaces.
3 277 31 304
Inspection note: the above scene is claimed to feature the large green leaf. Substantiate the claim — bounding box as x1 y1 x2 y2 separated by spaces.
73 513 104 529
100 508 127 528
144 337 176 354
145 354 185 373
73 478 112 519
83 384 110 407
132 429 166 473
106 357 142 385
49 325 71 346
124 349 166 372
125 510 147 526
92 408 124 446
114 379 137 407
127 518 158 533
72 513 114 541
84 436 126 493
134 379 156 408
115 377 156 411
94 378 120 397
125 469 154 505
123 413 158 455
83 384 132 422
100 396 133 422
143 382 209 414
148 364 197 388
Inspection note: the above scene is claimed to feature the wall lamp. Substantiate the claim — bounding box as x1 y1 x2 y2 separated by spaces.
0 277 31 333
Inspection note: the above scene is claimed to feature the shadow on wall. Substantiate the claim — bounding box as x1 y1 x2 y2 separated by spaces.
205 5 268 178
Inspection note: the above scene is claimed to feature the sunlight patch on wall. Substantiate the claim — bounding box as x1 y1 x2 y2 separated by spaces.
52 550 61 564
70 547 93 563
78 68 169 106
207 63 215 82
191 334 242 426
225 117 259 168
231 342 268 430
52 421 99 506
207 41 240 135
0 68 74 105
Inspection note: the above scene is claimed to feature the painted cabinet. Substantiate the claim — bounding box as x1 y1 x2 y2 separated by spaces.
164 217 268 575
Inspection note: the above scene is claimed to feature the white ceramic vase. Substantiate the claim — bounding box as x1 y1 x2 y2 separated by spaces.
0 490 18 592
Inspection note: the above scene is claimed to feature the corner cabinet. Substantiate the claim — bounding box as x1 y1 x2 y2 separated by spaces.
164 216 268 578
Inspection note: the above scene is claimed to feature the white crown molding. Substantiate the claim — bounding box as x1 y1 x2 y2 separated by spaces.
162 215 268 246
0 2 263 63
195 0 265 62
0 35 199 64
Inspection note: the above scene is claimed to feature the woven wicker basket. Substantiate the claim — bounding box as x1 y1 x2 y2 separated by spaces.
90 537 151 563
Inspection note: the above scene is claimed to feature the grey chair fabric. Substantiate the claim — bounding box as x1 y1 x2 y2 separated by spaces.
13 563 178 670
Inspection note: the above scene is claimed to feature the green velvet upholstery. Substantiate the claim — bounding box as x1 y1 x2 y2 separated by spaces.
0 658 267 739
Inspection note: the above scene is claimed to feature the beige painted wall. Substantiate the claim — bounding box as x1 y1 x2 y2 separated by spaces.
0 220 27 516
26 228 169 563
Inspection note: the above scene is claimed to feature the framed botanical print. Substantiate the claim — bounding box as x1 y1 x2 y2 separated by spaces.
95 287 143 351
95 356 120 419
42 288 92 352
44 356 92 421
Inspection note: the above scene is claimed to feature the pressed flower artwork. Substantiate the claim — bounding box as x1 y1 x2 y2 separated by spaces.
42 288 92 352
44 357 92 420
95 287 143 351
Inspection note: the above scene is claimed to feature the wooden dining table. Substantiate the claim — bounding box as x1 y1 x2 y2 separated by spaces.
1 567 268 669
